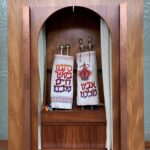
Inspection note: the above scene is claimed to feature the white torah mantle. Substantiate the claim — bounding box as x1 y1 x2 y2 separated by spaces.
51 54 74 109
76 51 99 106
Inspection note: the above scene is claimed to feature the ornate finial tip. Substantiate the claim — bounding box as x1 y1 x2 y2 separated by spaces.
59 45 64 49
79 38 83 43
66 44 70 48
88 36 92 42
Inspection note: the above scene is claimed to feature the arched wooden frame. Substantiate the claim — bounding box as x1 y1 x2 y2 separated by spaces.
29 4 121 150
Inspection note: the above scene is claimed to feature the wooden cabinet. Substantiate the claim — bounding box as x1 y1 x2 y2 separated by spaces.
28 4 121 150
8 0 144 150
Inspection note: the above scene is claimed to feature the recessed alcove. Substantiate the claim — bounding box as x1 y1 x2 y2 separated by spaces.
38 6 107 149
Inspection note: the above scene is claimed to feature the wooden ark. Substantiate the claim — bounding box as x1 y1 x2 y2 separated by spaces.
8 0 144 150
29 4 121 150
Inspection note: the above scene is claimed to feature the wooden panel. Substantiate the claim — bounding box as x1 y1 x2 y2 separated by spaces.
29 0 125 7
41 123 106 149
42 107 106 123
126 0 144 149
8 0 29 150
23 6 31 150
120 3 127 150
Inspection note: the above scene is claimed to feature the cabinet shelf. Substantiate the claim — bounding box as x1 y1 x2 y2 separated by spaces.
41 106 106 124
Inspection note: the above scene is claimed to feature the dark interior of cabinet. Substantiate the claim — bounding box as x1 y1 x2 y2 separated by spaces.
41 7 106 149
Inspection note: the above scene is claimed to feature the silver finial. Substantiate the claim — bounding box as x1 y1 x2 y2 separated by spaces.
88 37 93 51
66 44 70 55
79 38 85 52
59 45 64 55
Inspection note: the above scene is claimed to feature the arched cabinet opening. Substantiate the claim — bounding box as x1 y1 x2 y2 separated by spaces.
32 5 120 150
38 7 109 149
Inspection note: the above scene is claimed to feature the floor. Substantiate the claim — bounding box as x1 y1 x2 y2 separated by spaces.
0 141 7 150
0 141 149 150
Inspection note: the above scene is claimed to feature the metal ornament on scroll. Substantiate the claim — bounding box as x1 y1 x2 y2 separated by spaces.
50 44 74 109
76 37 99 106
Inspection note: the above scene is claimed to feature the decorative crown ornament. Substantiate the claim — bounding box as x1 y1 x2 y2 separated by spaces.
79 62 91 81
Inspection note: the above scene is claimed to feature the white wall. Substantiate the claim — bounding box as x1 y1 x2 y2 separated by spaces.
0 0 7 140
144 0 150 141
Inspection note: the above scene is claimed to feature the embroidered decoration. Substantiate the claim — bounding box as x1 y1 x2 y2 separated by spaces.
78 62 91 81
54 64 73 93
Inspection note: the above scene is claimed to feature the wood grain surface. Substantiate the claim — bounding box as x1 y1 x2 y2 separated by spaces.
29 0 125 7
42 123 106 149
8 0 29 150
127 0 144 149
120 3 127 150
41 107 106 123
23 6 31 150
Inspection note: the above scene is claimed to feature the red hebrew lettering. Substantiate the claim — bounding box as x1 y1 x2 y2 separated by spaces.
54 64 73 93
91 81 96 88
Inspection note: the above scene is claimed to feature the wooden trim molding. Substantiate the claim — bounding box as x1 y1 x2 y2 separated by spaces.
120 3 127 150
23 5 31 150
